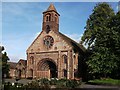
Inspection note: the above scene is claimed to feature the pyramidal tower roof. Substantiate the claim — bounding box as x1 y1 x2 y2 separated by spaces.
46 3 57 12
43 3 60 16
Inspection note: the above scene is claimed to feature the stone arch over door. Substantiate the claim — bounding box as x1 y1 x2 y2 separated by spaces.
37 58 57 78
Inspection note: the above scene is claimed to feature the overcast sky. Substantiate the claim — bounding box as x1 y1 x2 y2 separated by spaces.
2 2 119 62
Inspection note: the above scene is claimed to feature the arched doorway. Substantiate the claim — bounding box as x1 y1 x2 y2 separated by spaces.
18 69 21 78
48 61 57 78
29 69 33 78
38 58 57 78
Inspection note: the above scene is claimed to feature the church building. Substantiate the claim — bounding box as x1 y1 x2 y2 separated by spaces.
26 4 86 79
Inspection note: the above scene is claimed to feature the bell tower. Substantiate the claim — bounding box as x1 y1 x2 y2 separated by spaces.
42 4 60 33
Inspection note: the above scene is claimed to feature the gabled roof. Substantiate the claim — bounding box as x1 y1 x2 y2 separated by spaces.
18 59 27 67
8 62 17 69
59 32 86 53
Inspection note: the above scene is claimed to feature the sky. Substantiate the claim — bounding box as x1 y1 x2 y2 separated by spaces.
2 2 119 62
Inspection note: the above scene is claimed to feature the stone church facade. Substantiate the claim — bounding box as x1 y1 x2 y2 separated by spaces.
26 4 85 79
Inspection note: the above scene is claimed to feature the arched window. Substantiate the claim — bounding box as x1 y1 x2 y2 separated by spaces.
48 15 51 21
46 14 51 22
30 56 34 64
62 55 67 64
46 16 49 21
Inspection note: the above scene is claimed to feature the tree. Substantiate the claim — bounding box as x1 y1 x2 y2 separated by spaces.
80 2 118 78
108 11 120 78
1 46 10 79
81 2 114 48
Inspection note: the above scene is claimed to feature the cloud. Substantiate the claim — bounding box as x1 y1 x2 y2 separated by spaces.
64 33 83 43
2 3 43 62
116 3 120 12
64 33 88 49
2 2 85 63
116 5 118 10
2 32 36 62
4 32 41 62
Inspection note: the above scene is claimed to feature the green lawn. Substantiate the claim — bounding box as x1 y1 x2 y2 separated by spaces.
88 78 120 85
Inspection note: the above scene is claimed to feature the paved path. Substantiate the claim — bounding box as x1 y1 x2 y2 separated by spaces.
4 79 35 85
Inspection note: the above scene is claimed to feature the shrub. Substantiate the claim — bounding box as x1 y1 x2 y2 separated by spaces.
38 78 50 88
56 78 81 88
22 81 41 90
66 79 80 88
4 82 11 90
50 78 58 85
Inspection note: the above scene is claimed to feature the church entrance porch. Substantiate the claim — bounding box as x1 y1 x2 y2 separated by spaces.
37 58 57 79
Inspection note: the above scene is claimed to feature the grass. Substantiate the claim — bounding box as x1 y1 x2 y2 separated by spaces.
88 78 120 85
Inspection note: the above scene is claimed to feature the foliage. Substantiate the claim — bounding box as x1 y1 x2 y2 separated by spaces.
37 78 81 88
80 2 120 78
23 81 41 89
3 78 81 89
4 82 23 90
37 78 50 88
50 78 58 85
56 78 67 88
65 79 80 88
56 78 81 88
1 46 10 79
108 11 120 79
38 78 50 85
81 2 114 47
